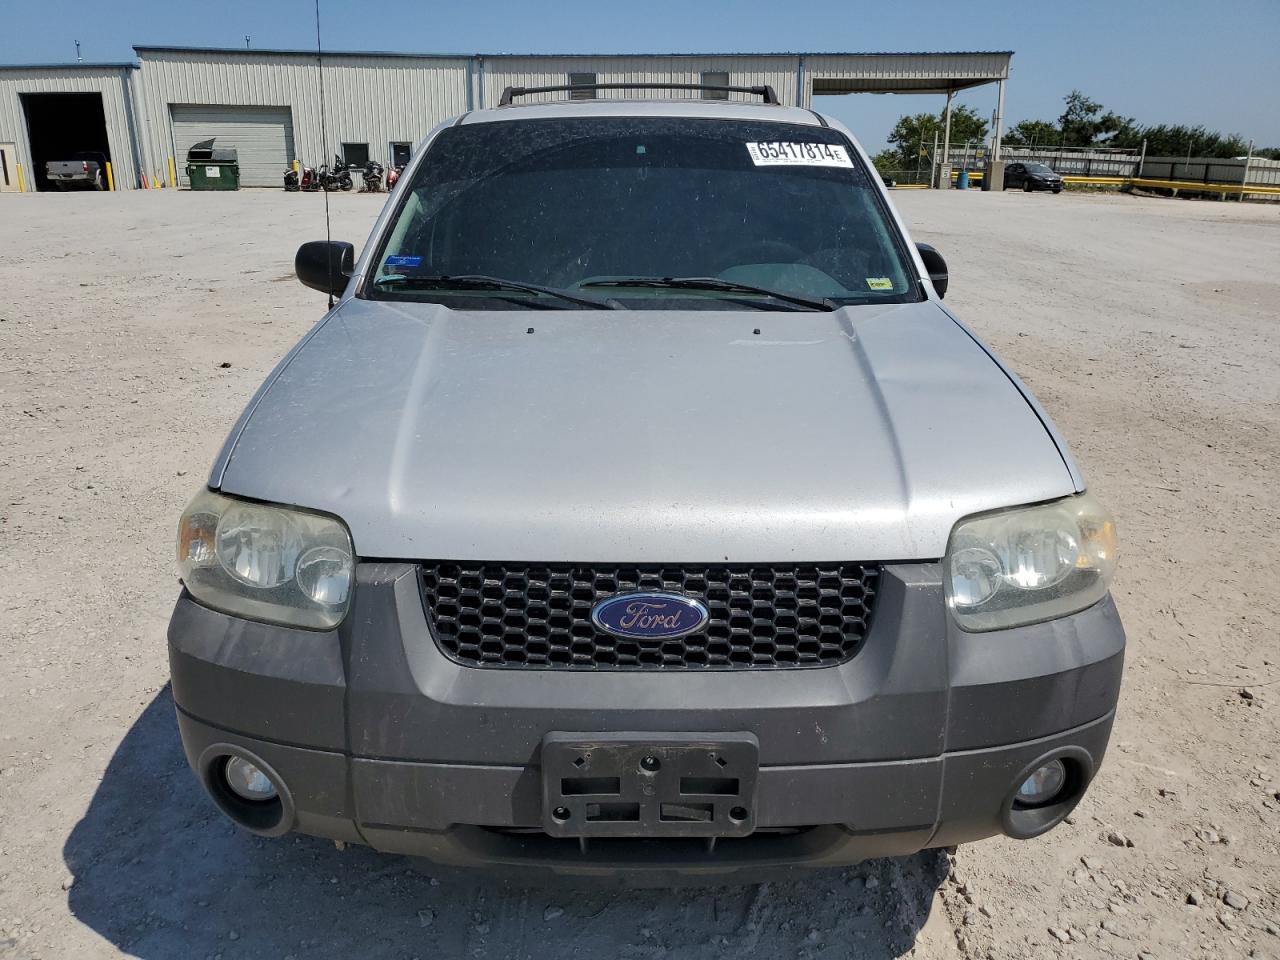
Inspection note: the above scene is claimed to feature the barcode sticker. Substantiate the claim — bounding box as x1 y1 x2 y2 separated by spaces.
746 142 853 168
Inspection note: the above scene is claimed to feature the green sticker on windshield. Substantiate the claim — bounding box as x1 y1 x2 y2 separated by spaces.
866 277 894 290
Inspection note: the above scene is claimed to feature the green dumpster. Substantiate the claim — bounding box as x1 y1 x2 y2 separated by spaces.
185 138 240 191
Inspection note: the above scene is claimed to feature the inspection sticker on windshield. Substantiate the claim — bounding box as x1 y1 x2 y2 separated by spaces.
746 142 853 168
865 277 894 290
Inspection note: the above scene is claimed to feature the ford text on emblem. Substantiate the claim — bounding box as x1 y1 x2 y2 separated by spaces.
591 592 710 640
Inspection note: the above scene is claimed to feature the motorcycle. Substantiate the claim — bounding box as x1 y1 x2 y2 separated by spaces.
361 159 385 193
386 163 405 191
317 155 353 192
283 163 321 192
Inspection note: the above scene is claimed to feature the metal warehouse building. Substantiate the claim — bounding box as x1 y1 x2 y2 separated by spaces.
0 47 1011 191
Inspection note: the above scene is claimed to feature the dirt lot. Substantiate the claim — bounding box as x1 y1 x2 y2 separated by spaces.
1 187 1277 960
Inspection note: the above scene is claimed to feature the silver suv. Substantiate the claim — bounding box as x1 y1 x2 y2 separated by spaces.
169 85 1123 878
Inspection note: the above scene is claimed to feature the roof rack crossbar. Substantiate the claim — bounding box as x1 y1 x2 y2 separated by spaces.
498 82 781 107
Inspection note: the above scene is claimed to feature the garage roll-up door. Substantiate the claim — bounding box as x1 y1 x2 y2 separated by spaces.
170 105 295 188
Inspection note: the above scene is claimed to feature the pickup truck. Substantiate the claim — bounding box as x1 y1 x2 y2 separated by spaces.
45 151 106 190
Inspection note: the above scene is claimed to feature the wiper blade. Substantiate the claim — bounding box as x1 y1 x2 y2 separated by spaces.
579 276 836 312
374 274 616 310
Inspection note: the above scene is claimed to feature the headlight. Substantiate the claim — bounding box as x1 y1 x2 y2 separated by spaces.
944 493 1117 631
177 490 354 630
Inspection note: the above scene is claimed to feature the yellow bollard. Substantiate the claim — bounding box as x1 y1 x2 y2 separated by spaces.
16 163 25 193
105 161 115 191
168 156 176 188
152 175 160 189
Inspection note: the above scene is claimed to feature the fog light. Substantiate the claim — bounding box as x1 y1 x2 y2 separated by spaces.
1016 759 1067 807
224 756 277 802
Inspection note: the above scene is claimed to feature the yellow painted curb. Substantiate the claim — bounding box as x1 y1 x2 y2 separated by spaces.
1059 174 1280 195
1130 177 1280 196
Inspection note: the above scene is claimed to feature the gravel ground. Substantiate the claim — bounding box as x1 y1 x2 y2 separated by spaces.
1 187 1277 960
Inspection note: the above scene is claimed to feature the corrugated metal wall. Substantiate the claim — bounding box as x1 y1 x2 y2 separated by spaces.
2 51 1018 192
1142 156 1280 188
134 50 470 183
170 104 296 186
804 53 1010 98
0 66 141 189
477 55 802 109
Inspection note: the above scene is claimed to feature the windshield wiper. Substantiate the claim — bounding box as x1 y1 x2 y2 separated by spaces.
374 274 617 310
578 276 836 312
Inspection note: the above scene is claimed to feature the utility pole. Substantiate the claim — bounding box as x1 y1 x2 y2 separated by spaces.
245 35 252 49
75 40 82 63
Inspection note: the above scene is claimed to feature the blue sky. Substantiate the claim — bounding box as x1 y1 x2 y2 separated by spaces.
5 0 1279 151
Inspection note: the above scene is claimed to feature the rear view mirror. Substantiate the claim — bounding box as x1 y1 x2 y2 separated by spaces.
916 243 948 299
295 240 355 297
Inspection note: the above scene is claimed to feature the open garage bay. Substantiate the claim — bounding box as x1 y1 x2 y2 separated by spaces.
0 189 1277 958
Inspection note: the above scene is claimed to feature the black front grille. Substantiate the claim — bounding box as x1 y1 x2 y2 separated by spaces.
420 562 879 670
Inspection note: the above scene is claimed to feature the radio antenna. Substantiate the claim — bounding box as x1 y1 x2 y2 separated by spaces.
314 0 334 308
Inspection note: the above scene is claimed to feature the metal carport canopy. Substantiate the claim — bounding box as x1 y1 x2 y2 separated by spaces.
804 51 1012 96
812 76 1002 94
802 51 1013 165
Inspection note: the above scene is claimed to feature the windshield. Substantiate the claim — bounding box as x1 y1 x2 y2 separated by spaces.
1025 163 1054 175
365 116 921 310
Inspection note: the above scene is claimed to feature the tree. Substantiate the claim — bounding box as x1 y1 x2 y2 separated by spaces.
1002 119 1060 148
1003 91 1258 158
1058 90 1102 146
1056 90 1137 147
883 105 988 169
1131 124 1249 158
870 149 901 177
1094 111 1141 146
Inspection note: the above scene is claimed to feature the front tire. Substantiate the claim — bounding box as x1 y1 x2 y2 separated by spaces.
1023 180 1033 192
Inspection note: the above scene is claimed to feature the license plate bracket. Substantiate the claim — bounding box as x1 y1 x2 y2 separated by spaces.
541 731 759 838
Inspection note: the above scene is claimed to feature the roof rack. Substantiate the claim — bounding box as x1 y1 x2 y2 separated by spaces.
498 82 781 107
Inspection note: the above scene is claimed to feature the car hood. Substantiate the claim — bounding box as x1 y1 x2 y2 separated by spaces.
216 298 1076 562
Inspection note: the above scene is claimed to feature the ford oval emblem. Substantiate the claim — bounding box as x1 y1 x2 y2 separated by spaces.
591 592 710 640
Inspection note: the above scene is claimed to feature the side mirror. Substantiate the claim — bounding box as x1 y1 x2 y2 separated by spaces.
295 240 355 297
916 242 948 299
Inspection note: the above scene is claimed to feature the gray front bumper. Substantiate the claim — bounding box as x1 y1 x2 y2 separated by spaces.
167 562 1125 873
